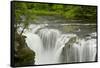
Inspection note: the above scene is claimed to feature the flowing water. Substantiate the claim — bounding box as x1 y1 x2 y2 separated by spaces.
22 16 97 65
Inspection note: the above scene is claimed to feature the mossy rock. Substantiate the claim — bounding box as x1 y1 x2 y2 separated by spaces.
14 32 35 66
15 47 35 66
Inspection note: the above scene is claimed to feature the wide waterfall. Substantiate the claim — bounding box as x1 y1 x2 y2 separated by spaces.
23 24 97 65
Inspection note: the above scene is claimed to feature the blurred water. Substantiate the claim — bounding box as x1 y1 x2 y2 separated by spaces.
23 23 97 65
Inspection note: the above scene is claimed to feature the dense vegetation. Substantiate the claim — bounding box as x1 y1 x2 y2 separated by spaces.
14 2 97 21
14 2 97 34
13 1 97 66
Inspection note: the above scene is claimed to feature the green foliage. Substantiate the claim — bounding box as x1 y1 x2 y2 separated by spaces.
14 2 97 30
15 2 36 31
52 4 63 11
80 6 97 20
14 2 97 21
33 3 50 10
64 6 81 19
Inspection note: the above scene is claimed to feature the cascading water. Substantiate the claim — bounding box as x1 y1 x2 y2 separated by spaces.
38 28 61 50
23 24 97 65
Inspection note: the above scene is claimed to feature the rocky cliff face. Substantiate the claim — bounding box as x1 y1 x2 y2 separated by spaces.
14 32 35 66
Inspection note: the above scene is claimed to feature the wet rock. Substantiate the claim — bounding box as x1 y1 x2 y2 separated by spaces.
14 32 35 66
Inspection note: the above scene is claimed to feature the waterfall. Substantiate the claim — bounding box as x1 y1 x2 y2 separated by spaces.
60 33 97 63
37 28 61 64
23 24 97 65
80 38 96 62
38 28 61 50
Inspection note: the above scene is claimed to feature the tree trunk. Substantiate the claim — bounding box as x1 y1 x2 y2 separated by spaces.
20 25 26 36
